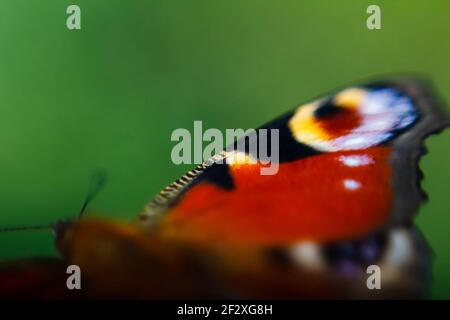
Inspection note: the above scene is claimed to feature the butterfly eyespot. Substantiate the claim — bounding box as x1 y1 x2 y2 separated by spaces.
288 87 418 152
322 233 387 277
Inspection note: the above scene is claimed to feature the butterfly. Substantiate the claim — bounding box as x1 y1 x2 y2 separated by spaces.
0 78 448 299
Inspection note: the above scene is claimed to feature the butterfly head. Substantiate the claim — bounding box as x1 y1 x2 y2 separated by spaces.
51 219 74 245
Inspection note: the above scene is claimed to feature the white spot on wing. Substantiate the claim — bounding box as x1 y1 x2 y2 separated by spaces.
290 242 325 270
343 179 361 190
339 155 374 167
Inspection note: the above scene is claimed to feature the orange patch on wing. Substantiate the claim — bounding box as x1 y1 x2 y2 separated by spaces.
159 147 393 246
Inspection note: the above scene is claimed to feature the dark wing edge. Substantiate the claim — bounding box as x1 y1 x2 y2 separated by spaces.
385 78 449 226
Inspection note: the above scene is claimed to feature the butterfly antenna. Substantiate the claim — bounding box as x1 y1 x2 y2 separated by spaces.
0 171 107 233
78 170 107 218
0 225 51 233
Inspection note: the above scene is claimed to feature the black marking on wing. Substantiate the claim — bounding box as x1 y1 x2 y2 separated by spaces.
189 163 234 191
314 98 342 119
236 112 320 163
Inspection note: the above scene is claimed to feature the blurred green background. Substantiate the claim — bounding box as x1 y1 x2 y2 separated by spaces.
0 0 449 298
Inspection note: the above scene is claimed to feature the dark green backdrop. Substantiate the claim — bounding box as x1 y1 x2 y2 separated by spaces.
0 1 449 298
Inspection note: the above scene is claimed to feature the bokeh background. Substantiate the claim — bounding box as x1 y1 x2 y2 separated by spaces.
0 0 449 298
